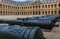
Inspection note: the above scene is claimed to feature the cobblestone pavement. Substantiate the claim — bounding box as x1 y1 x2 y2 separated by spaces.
43 22 60 39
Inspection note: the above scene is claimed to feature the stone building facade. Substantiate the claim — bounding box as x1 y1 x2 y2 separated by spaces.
0 0 60 15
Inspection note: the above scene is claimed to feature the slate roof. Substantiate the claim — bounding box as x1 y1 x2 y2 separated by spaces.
1 0 59 6
19 0 41 5
18 0 58 5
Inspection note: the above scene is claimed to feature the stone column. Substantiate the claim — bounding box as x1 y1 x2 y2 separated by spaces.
2 4 3 9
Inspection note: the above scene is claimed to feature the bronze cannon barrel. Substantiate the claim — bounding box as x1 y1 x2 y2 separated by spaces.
0 26 44 39
0 19 56 30
17 14 60 23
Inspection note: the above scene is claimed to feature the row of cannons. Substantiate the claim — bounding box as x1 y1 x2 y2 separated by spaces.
0 14 60 30
0 14 60 39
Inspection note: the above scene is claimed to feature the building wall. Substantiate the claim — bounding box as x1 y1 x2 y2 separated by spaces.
18 1 60 15
0 0 60 15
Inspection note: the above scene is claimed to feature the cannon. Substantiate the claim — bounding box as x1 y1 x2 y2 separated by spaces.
17 15 51 21
17 14 60 21
0 14 60 30
0 19 58 30
0 19 24 25
47 14 60 22
23 19 57 30
17 14 60 26
0 26 45 39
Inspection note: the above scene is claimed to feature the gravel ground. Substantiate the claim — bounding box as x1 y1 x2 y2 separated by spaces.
43 22 60 39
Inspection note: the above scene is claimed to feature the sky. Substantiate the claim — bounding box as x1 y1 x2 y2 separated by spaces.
14 0 26 2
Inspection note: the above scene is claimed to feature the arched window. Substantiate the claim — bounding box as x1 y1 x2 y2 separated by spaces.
59 3 60 7
55 11 57 14
28 7 29 9
26 7 27 9
59 10 60 14
6 11 7 15
17 12 19 15
3 5 5 8
55 4 57 8
3 11 5 15
48 5 50 8
51 4 53 8
33 6 35 9
45 11 47 15
36 11 37 15
39 5 40 8
22 7 23 9
45 5 47 8
51 11 53 15
42 5 44 8
23 7 25 9
33 11 35 15
42 11 44 15
39 11 41 15
19 7 21 9
18 7 19 9
22 12 24 15
0 11 2 15
0 4 2 8
6 5 7 8
48 11 50 13
23 12 25 15
30 6 32 9
36 6 37 8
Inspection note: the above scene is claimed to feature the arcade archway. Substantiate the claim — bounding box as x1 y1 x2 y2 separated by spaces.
59 10 60 14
